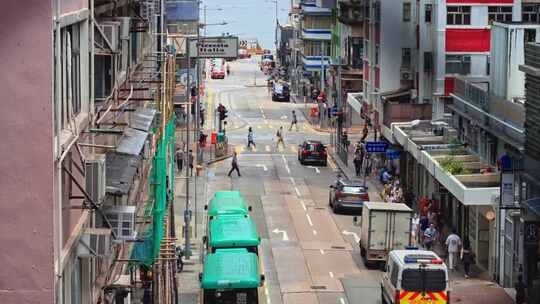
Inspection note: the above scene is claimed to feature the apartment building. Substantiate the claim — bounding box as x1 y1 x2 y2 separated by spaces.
0 1 177 303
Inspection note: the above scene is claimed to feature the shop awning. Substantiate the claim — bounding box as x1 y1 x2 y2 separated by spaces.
347 92 363 114
130 108 156 132
106 152 141 196
116 128 148 156
523 198 540 221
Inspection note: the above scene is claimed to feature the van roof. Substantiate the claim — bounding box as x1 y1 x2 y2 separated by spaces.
363 202 412 212
390 250 447 270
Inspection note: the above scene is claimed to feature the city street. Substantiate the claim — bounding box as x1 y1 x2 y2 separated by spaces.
197 58 383 304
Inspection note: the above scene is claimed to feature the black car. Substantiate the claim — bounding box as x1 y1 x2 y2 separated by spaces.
271 83 290 102
298 140 327 165
329 179 370 214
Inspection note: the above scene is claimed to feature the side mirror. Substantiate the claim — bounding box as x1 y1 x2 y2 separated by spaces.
329 185 334 189
202 236 207 244
260 274 266 282
248 206 253 212
199 273 203 282
204 205 208 210
353 216 359 226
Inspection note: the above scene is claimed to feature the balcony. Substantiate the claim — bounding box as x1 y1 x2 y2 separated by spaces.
338 0 367 24
450 76 525 149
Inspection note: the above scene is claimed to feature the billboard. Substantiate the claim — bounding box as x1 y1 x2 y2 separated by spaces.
189 37 239 58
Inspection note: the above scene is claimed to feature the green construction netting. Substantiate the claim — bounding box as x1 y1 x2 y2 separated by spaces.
130 117 176 267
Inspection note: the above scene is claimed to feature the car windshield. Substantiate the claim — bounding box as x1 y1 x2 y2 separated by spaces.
306 144 324 151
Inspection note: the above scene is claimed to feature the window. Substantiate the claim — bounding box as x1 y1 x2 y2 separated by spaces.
425 4 433 23
401 269 447 292
424 52 433 73
303 15 332 29
390 262 399 287
447 6 471 25
401 48 411 68
525 29 537 43
403 2 411 22
488 6 513 23
304 41 330 57
523 4 540 23
446 55 471 75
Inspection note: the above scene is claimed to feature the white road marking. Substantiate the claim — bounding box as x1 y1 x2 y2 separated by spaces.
329 271 334 278
262 114 266 119
285 165 291 174
264 289 269 296
289 177 295 185
265 145 271 152
299 199 307 211
272 228 289 241
294 186 301 196
281 154 286 162
342 230 360 243
306 214 313 226
313 229 317 235
320 249 325 255
307 166 320 173
340 298 346 304
256 164 268 171
281 115 287 119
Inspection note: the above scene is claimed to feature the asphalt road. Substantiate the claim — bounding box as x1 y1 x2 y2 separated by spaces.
202 58 383 304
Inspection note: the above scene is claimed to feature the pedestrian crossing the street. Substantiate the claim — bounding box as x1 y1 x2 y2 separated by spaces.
234 144 299 155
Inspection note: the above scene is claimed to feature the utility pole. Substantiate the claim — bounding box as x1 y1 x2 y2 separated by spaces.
184 38 191 258
320 41 325 92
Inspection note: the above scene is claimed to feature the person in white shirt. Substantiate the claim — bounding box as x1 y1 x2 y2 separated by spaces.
411 213 420 246
445 229 462 270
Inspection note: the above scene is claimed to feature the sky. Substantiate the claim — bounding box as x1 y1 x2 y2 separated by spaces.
200 0 291 49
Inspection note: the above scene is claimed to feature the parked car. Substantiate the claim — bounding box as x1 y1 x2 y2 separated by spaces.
298 140 327 165
329 179 370 214
271 82 290 102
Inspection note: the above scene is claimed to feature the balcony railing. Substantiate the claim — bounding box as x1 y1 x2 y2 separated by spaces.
451 76 525 146
337 0 366 24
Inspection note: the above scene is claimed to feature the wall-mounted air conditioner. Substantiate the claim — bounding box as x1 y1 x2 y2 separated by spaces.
103 206 137 241
85 154 106 205
77 228 112 257
99 21 120 52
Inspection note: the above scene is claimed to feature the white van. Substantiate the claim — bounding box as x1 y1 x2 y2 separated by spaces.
381 250 450 304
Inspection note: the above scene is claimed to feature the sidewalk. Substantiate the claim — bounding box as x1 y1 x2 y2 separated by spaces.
327 141 515 304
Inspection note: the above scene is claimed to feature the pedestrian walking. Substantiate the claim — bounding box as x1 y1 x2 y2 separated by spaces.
175 148 184 172
461 239 475 278
188 150 194 176
175 245 184 272
361 124 369 141
289 110 298 131
411 213 420 246
445 229 462 270
200 108 205 126
276 126 285 147
247 127 256 149
515 274 527 304
423 223 438 250
353 153 363 176
228 151 241 177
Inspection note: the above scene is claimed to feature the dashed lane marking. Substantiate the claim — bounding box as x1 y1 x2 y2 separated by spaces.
306 214 313 226
329 271 334 278
313 229 317 235
320 249 325 255
299 199 307 211
294 186 301 197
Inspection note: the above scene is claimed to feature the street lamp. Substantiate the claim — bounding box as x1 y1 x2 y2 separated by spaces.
265 0 279 52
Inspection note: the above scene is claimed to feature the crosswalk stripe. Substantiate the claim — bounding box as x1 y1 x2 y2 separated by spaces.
265 145 271 152
291 146 298 153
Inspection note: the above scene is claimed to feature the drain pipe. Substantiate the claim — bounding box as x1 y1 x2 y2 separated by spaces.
54 0 64 303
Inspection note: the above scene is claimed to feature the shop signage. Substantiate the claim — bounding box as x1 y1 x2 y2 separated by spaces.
385 149 400 160
420 143 463 151
189 37 239 58
500 172 515 207
365 141 389 153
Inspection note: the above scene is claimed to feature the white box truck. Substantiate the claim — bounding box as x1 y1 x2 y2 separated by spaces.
360 202 412 268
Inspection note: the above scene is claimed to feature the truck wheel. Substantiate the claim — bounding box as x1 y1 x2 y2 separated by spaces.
379 261 386 272
360 246 366 257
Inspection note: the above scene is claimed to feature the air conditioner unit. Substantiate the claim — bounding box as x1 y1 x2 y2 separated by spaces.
103 206 136 241
100 21 120 52
85 154 106 205
77 228 112 257
117 17 131 40
400 71 412 81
